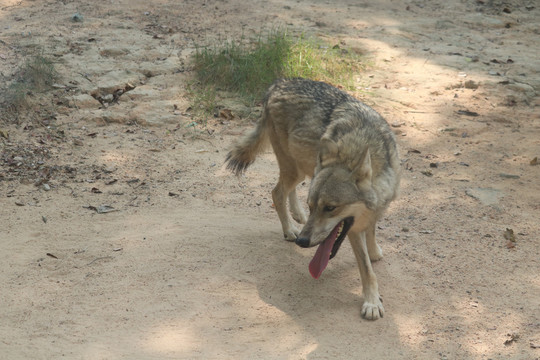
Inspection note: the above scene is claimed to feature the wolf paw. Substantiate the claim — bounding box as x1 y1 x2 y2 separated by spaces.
368 244 383 262
361 298 384 320
283 227 300 242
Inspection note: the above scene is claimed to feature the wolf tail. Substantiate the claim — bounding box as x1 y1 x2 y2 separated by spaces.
225 107 270 176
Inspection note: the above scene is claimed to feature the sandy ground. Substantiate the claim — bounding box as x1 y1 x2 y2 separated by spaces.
1 0 539 359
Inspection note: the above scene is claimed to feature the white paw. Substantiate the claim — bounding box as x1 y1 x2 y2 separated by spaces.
283 226 300 242
361 298 384 320
369 244 383 262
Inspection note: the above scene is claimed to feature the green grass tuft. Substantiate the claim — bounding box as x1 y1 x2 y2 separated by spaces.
18 55 59 90
3 55 60 111
190 30 366 118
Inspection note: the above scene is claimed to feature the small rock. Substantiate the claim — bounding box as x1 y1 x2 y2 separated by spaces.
71 13 83 22
43 184 51 191
103 166 116 174
102 94 114 103
96 205 117 214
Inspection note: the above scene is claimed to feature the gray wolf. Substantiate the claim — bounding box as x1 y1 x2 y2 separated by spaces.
225 78 400 320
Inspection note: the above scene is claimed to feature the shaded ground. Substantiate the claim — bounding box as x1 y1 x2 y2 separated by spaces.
1 0 539 359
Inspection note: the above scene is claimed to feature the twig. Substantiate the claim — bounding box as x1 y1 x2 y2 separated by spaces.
86 256 113 266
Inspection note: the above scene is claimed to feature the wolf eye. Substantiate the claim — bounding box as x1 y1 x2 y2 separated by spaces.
323 205 336 212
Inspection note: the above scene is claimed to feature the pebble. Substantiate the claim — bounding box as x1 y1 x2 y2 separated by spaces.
102 94 114 102
71 13 83 22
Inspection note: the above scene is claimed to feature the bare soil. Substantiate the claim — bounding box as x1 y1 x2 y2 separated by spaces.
1 0 539 359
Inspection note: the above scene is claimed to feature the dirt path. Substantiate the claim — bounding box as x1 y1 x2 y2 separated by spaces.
1 0 539 359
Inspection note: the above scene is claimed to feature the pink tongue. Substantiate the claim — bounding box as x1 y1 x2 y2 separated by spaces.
308 223 340 279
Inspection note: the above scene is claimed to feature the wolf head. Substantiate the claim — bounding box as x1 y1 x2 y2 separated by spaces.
296 137 378 278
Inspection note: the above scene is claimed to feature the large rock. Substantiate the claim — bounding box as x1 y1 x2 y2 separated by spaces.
91 69 144 97
69 94 100 109
465 187 502 206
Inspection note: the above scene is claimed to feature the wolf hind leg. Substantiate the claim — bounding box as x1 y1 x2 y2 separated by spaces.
289 186 307 224
271 149 306 240
366 221 383 261
272 177 301 241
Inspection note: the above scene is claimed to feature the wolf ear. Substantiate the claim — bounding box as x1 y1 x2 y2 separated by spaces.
319 137 339 167
352 148 372 184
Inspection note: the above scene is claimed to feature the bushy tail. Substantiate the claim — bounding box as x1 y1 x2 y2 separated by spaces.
225 110 270 176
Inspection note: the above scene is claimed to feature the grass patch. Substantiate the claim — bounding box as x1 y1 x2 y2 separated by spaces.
190 30 366 120
3 55 60 111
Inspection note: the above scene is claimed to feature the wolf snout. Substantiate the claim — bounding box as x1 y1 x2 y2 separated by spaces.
295 237 311 248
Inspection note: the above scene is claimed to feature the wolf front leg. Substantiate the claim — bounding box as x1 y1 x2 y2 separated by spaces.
366 221 383 262
348 231 384 320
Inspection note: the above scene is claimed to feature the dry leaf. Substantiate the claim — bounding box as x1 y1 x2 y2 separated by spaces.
219 108 234 120
504 333 519 346
504 228 516 249
503 228 515 242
